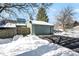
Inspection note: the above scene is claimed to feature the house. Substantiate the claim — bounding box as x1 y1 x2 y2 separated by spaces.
27 20 54 35
0 19 16 28
73 21 79 27
0 19 30 38
17 18 26 24
0 19 16 25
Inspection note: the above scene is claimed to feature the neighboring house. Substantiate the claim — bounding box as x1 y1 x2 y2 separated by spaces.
0 19 16 25
1 23 16 28
0 19 29 38
0 18 26 27
73 21 79 27
27 20 54 35
0 19 16 28
17 18 26 24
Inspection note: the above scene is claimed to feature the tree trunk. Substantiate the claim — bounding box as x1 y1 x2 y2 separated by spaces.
62 23 65 31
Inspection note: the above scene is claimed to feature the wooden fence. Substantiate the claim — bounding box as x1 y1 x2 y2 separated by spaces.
0 27 16 38
16 26 30 36
0 26 30 38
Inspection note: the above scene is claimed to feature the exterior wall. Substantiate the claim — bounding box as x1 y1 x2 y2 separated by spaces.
27 22 32 34
27 21 54 35
32 24 53 35
0 27 16 38
50 26 54 34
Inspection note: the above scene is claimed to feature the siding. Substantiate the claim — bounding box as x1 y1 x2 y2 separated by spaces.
32 24 53 35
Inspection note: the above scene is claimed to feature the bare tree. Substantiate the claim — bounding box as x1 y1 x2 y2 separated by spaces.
0 3 39 20
0 3 53 20
56 6 76 31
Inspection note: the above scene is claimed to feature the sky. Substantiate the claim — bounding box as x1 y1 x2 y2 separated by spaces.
48 3 79 24
3 3 79 24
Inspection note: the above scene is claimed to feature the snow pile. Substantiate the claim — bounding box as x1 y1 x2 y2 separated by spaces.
0 38 12 44
12 35 23 41
0 35 79 56
0 35 49 56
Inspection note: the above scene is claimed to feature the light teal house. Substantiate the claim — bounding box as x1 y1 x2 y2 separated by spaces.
27 20 54 35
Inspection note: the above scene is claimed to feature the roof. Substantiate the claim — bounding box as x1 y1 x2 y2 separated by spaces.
31 20 53 26
16 23 26 26
0 23 16 28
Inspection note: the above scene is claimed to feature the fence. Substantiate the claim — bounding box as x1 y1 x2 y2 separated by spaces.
16 26 30 36
0 27 16 38
0 26 30 38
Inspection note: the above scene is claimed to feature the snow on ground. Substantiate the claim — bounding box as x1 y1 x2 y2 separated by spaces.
54 26 79 38
0 35 49 56
54 30 79 38
17 43 79 56
0 35 79 56
42 46 79 56
0 38 12 44
0 35 23 44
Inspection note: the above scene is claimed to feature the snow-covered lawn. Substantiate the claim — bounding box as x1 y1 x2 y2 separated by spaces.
0 35 23 44
0 38 12 44
54 30 79 38
0 35 78 56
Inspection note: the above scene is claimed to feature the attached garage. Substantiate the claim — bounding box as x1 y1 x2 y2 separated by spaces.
27 20 54 35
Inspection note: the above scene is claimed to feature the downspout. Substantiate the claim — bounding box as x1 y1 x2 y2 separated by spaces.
50 26 51 35
29 20 32 35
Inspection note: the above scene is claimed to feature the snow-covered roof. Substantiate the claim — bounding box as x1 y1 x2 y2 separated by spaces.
0 23 16 28
16 23 26 26
31 20 53 26
0 23 26 28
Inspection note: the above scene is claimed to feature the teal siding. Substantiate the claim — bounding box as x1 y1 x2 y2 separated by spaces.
32 24 53 35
